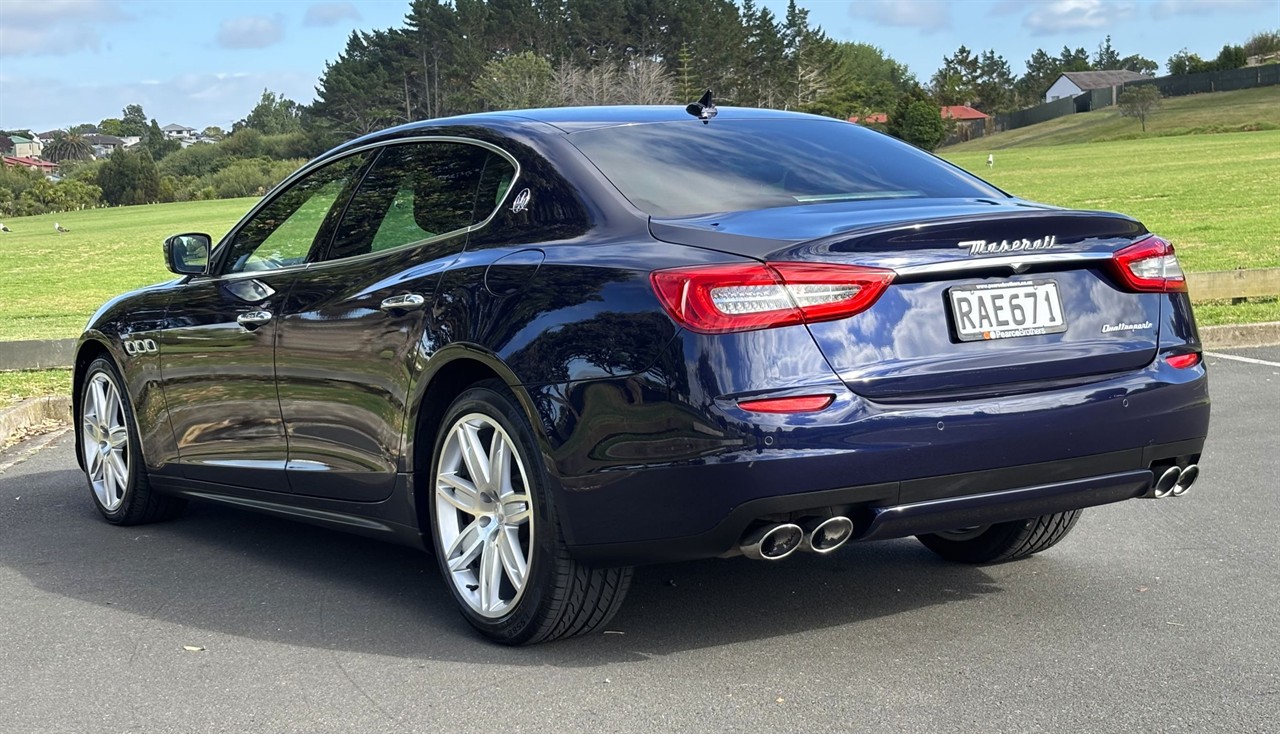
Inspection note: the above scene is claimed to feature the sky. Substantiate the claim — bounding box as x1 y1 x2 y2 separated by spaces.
0 0 1276 132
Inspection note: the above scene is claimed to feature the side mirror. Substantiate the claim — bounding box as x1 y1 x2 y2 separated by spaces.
164 233 211 275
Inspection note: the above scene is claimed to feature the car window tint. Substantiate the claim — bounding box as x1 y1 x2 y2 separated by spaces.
326 142 514 262
569 119 1006 218
222 154 365 274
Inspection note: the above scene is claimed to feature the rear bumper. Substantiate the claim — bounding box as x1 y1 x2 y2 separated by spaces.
566 439 1201 565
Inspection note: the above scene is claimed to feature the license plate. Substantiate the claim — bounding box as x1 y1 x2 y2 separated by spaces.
948 280 1067 341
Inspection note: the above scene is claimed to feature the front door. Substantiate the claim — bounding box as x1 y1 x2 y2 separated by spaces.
159 152 369 491
274 140 517 501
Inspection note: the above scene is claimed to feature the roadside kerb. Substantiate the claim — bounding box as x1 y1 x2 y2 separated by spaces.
0 396 72 449
0 339 77 371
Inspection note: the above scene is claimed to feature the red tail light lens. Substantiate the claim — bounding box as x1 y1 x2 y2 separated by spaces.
1112 236 1186 293
1165 353 1201 369
650 262 895 334
738 394 835 413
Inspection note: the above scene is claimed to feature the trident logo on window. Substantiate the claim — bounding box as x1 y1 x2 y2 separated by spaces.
510 188 531 214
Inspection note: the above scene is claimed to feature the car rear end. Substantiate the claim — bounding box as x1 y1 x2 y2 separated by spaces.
556 113 1209 565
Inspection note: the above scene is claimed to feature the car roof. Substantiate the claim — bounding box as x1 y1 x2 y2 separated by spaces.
401 105 831 133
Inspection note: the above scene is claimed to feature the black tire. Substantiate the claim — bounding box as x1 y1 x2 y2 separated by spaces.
78 357 186 525
427 379 632 645
916 510 1082 564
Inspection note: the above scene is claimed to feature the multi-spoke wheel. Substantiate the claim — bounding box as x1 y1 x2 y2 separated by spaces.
435 413 534 618
77 357 185 524
428 380 632 645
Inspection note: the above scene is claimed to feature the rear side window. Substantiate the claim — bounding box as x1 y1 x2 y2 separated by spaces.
569 119 1005 217
325 142 516 261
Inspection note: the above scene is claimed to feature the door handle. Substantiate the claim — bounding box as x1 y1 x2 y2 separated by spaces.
380 294 426 312
237 310 273 328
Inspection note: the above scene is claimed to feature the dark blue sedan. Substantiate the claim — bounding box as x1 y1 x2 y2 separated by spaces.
72 105 1210 644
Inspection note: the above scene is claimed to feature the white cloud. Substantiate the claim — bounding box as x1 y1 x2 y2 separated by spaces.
1022 0 1137 35
0 0 131 57
303 2 361 27
0 70 316 132
216 15 285 50
1151 0 1271 18
848 0 952 33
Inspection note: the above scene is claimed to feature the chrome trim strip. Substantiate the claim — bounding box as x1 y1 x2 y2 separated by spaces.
894 251 1113 277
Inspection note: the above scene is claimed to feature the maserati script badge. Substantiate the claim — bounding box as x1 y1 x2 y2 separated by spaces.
958 235 1058 256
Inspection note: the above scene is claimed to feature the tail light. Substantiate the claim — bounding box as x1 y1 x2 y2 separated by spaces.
1111 236 1186 293
737 394 835 413
650 262 895 334
1165 352 1201 369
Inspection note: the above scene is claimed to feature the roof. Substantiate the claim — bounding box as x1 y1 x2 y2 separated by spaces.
941 105 989 121
847 113 888 124
84 134 125 145
3 156 57 169
1058 70 1150 90
6 135 33 144
161 123 195 131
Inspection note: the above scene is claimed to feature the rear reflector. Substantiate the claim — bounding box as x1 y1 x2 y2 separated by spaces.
737 395 835 413
1165 353 1201 369
1112 236 1187 293
651 262 895 334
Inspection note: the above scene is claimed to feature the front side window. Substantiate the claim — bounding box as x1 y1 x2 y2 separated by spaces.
569 119 1006 218
221 154 367 274
324 142 516 262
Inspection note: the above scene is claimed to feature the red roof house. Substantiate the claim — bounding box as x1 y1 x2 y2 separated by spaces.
940 105 990 121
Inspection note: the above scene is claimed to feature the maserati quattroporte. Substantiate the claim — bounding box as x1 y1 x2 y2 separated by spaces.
73 104 1210 644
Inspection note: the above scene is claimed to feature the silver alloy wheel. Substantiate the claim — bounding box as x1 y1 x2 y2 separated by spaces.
81 372 130 512
435 413 534 619
934 525 991 542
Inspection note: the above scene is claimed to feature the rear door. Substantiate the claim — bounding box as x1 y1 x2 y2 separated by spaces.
273 140 517 501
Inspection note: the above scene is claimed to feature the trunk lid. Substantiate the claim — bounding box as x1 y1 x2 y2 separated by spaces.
650 199 1162 400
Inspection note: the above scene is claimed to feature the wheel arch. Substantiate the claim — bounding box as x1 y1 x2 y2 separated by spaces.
70 336 120 472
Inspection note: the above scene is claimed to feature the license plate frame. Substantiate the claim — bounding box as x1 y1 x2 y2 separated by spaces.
948 279 1067 342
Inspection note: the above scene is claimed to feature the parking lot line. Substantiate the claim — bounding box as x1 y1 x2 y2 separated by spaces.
1205 352 1280 368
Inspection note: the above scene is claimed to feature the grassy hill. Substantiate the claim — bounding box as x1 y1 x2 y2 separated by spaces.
943 86 1280 151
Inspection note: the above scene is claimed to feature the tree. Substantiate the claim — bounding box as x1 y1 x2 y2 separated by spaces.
1118 85 1162 132
143 119 181 160
236 89 304 135
1243 29 1280 57
201 126 225 139
1118 54 1158 75
68 123 98 135
618 58 676 105
1058 46 1092 72
97 118 126 137
1094 35 1121 69
120 104 148 137
1167 48 1207 75
930 45 980 105
472 51 555 110
96 149 161 206
887 89 946 150
42 131 94 162
1214 44 1247 71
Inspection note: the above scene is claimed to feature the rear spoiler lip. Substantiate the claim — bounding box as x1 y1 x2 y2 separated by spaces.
893 250 1116 278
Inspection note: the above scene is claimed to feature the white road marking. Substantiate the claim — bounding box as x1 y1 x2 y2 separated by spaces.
1205 352 1280 368
0 427 70 475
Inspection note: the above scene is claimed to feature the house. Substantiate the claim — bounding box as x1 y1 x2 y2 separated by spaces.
83 133 127 157
847 113 889 124
3 155 58 174
36 130 63 143
1 135 43 158
941 105 991 142
1044 70 1150 103
161 123 196 140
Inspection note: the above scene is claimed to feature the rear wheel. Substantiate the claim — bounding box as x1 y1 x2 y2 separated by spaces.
78 357 185 524
428 380 631 645
916 510 1082 563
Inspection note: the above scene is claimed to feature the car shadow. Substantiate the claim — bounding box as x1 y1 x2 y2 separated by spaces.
4 461 1009 667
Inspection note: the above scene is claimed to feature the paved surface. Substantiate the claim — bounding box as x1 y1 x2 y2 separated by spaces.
1 348 1277 734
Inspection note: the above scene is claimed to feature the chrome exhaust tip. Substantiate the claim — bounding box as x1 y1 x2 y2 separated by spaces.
801 516 855 554
1151 466 1182 498
1171 464 1199 497
740 523 804 561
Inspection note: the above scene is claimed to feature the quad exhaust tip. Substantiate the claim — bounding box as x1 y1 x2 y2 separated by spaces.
800 516 855 554
1149 464 1199 498
740 523 804 560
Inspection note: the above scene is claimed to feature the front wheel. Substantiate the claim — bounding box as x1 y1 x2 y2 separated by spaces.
428 380 631 645
916 510 1082 563
78 357 185 524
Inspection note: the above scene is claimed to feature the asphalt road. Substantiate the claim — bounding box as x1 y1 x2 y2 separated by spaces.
2 348 1277 734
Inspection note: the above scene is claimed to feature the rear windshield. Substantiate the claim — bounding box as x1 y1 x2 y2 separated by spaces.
569 118 1005 217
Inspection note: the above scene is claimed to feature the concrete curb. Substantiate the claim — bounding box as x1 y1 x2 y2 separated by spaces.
0 339 77 371
0 396 72 448
1200 321 1280 349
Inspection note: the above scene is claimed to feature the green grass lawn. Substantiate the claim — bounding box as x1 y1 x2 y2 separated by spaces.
0 198 256 340
943 86 1280 151
0 369 71 408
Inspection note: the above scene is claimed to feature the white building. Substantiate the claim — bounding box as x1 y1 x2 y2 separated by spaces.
1044 70 1151 103
161 123 196 140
